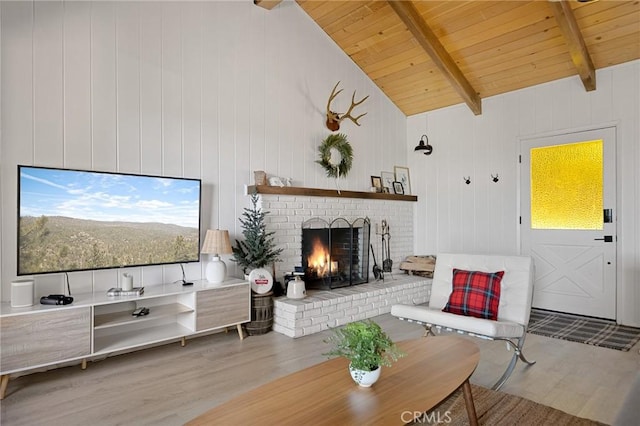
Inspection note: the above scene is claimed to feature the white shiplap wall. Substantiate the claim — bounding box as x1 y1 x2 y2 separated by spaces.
0 1 408 300
407 61 640 327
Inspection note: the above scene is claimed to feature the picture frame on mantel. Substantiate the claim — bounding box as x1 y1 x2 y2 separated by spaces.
371 176 382 192
394 166 411 195
393 181 404 195
380 171 395 192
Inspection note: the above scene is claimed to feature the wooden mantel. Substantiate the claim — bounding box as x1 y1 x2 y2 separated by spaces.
247 185 418 202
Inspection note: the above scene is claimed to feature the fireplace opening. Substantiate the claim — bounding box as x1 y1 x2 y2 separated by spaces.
301 217 370 290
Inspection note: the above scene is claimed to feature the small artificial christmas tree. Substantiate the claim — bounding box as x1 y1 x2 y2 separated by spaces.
232 191 283 274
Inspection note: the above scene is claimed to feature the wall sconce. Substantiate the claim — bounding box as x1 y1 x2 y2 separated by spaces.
414 135 433 156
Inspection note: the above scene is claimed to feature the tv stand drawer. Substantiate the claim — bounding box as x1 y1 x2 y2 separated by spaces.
0 307 91 373
196 284 250 331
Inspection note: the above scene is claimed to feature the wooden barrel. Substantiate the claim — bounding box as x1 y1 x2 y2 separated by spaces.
246 292 274 335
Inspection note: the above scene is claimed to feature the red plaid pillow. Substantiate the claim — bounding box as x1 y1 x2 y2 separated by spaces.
442 269 504 320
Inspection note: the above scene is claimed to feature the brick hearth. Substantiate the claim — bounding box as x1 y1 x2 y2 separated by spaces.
273 275 432 338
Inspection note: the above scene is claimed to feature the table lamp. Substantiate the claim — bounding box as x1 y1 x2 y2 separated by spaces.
201 229 233 283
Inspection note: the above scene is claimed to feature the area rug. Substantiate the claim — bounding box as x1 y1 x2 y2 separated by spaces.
527 308 640 352
419 384 605 426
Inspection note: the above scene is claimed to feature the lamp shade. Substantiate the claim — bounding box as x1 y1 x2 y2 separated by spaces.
201 229 232 255
201 229 233 284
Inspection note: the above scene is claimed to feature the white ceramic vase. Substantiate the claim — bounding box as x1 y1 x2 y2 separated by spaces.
349 364 381 387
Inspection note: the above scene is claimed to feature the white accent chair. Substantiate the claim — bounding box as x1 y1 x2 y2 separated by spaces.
391 253 536 390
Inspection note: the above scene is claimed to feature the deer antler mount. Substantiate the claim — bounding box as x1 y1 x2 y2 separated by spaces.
326 81 369 131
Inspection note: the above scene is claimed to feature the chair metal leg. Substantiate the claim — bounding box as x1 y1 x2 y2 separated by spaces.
492 334 536 390
423 324 436 337
492 350 519 390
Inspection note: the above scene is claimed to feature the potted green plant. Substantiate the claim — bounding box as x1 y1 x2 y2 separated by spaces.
324 319 405 387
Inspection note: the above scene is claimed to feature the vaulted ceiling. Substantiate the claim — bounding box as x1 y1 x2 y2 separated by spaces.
258 0 640 116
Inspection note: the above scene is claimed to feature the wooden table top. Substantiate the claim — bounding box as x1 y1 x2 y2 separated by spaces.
187 335 480 426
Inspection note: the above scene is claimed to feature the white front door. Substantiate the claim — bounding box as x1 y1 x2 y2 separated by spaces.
520 127 616 319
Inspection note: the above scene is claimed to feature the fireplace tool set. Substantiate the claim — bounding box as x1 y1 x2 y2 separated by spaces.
371 220 392 280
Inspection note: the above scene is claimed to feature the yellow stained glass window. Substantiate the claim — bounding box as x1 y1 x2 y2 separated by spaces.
531 140 603 230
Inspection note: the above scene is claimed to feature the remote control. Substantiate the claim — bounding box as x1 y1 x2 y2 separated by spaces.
132 307 150 317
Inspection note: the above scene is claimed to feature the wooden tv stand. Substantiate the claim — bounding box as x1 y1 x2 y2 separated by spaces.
0 278 250 399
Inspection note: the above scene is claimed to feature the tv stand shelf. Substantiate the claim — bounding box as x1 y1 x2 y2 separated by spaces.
94 323 194 354
94 303 194 329
0 278 250 399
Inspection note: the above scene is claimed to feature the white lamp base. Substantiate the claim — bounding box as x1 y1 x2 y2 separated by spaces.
206 255 227 284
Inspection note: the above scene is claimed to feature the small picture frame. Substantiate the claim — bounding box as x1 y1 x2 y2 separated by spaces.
393 181 404 195
380 171 395 192
371 176 382 191
394 166 411 195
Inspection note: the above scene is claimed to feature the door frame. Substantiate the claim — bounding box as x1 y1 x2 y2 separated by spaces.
517 123 620 320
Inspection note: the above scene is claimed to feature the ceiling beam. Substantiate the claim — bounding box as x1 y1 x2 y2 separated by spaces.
254 0 282 11
388 1 482 115
548 0 596 91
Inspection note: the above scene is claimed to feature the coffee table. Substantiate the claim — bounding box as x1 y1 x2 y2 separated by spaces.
188 335 480 425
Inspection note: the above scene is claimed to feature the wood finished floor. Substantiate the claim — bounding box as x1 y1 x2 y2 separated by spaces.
1 313 638 425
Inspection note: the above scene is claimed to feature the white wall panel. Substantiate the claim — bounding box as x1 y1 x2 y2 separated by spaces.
518 87 537 137
91 2 117 171
570 79 592 129
34 1 63 166
231 2 252 233
216 2 241 233
181 3 202 181
247 8 266 185
160 3 182 178
534 83 554 134
409 61 640 326
200 2 220 231
590 68 613 123
116 2 140 173
550 80 572 131
63 2 92 169
139 3 162 176
1 3 33 164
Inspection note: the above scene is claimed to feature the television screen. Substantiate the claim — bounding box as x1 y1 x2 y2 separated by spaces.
17 165 201 276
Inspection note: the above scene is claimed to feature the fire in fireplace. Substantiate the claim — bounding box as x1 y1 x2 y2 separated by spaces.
301 217 370 290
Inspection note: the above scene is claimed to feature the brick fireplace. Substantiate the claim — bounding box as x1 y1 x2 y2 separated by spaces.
250 187 430 337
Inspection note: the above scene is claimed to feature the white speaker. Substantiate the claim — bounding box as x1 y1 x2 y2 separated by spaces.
11 279 34 307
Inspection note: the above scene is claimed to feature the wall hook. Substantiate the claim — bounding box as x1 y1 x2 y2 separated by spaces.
463 176 471 185
491 173 499 183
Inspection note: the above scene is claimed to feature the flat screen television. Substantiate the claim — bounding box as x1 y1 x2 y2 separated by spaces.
17 165 202 276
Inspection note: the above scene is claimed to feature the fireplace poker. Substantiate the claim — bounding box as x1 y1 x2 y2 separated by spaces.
370 244 383 280
381 220 392 273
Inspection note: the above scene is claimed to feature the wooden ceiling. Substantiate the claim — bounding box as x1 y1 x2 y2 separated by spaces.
259 0 640 116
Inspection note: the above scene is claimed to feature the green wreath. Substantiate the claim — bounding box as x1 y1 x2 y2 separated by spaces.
316 133 353 178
